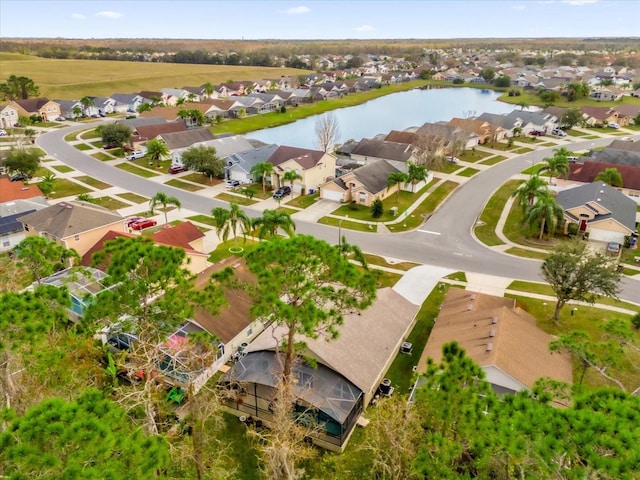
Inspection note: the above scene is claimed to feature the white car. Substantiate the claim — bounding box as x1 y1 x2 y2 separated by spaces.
551 128 566 137
0 129 7 136
607 122 620 129
125 150 145 160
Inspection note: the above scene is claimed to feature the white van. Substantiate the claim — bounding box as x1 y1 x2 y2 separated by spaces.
607 122 620 129
126 150 145 160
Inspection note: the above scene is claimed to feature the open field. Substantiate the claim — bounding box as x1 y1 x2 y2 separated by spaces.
0 53 311 99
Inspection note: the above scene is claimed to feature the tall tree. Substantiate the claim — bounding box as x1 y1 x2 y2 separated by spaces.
251 209 296 239
560 107 584 129
538 151 569 185
281 169 302 197
0 75 40 100
79 95 95 116
101 123 132 150
3 148 43 178
12 236 79 284
387 171 409 204
202 82 215 98
479 67 496 83
146 138 169 167
523 192 564 240
181 144 224 185
149 191 181 226
541 241 622 320
0 388 170 478
407 163 428 193
250 161 274 194
314 113 340 152
595 167 624 187
211 203 252 250
71 104 83 118
512 174 548 212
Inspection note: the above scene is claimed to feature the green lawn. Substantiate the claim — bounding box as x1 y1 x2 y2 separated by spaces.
51 165 73 173
214 192 258 206
64 131 79 142
89 140 103 148
504 246 549 260
444 271 467 282
275 206 298 216
75 175 112 189
180 172 218 186
458 149 492 162
117 192 148 204
43 178 90 198
480 155 508 166
130 156 171 171
164 179 205 192
388 180 458 233
73 143 92 151
286 192 319 209
92 196 130 211
91 152 114 161
116 162 160 178
513 147 534 154
457 167 480 177
566 129 589 137
431 162 462 174
521 164 544 175
317 216 377 233
79 129 101 140
507 295 638 391
187 214 217 227
483 142 516 152
474 179 519 246
361 253 419 271
206 239 259 264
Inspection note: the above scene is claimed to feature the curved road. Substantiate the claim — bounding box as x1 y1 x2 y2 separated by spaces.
38 125 640 304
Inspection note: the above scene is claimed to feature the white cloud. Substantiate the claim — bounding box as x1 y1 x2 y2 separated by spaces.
355 25 375 32
285 6 310 14
96 11 123 19
71 13 86 20
512 5 526 10
561 0 597 5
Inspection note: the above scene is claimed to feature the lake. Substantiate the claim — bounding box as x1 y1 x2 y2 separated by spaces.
247 87 516 149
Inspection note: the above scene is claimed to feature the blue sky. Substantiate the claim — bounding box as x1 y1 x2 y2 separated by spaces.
1 0 638 39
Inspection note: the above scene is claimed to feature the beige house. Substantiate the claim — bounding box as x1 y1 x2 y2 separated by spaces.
18 201 125 256
448 117 507 144
556 182 636 246
10 98 61 121
419 289 573 395
267 146 336 194
0 103 20 128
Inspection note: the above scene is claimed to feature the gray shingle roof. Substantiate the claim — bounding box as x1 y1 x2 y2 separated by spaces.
226 144 280 173
158 128 216 150
352 138 413 162
351 160 402 194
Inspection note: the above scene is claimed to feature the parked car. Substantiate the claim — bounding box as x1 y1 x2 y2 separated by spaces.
56 116 66 122
125 216 145 228
0 129 7 136
99 112 106 117
225 179 241 188
530 130 546 137
551 128 566 137
567 156 579 163
273 186 292 199
620 137 634 142
130 218 157 230
103 143 118 150
607 122 620 129
126 150 145 160
168 165 187 174
606 242 621 256
10 172 31 182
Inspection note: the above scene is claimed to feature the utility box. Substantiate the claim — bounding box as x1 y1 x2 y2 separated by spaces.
390 206 398 216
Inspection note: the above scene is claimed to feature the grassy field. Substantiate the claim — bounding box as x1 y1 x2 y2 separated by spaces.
117 192 148 204
0 53 311 99
457 167 480 177
474 179 519 246
43 178 90 199
116 162 159 178
75 176 112 189
164 179 205 192
92 196 130 211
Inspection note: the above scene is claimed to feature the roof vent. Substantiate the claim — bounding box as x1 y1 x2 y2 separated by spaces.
486 343 494 352
466 303 473 311
491 316 498 324
489 329 496 337
470 293 476 300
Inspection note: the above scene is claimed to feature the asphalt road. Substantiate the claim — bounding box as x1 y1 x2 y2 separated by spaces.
37 125 640 304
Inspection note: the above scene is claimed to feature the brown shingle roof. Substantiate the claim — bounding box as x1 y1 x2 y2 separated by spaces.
351 138 413 162
18 201 123 239
135 122 187 139
80 230 136 268
0 177 44 202
267 145 325 169
569 161 640 190
151 221 204 250
13 97 51 113
419 288 572 389
384 130 421 146
157 128 215 150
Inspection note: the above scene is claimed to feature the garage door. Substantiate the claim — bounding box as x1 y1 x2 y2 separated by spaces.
321 189 344 202
588 228 625 244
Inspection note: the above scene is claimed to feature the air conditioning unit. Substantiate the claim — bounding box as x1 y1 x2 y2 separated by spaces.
400 342 413 354
379 378 394 397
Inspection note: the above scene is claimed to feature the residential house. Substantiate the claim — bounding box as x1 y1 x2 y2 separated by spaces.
590 86 625 102
556 182 637 246
0 176 48 251
225 144 280 184
502 110 557 134
0 103 20 128
415 122 478 150
117 116 167 129
201 98 244 119
418 289 572 396
614 104 640 123
11 98 61 121
559 161 640 200
227 96 264 116
88 96 116 115
448 117 507 144
55 99 83 119
246 92 286 113
158 129 217 163
160 88 192 106
181 86 210 101
223 287 420 451
349 138 418 167
267 145 336 194
139 105 210 126
588 139 640 167
580 106 626 127
215 82 246 97
18 201 126 256
138 90 169 105
131 122 188 150
110 93 147 113
170 134 254 168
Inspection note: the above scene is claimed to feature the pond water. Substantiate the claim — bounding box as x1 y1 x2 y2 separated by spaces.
247 87 516 149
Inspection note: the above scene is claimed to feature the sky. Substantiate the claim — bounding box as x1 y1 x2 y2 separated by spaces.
1 0 639 40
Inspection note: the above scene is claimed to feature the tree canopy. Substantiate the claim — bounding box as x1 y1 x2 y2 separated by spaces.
100 123 132 149
13 235 80 284
181 144 224 184
0 75 40 100
3 148 43 178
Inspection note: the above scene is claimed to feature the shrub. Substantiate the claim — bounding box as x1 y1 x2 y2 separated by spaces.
371 199 383 218
632 313 640 330
567 223 579 237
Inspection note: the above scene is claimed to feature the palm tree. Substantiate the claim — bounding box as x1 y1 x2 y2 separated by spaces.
149 191 181 227
282 170 302 198
538 153 569 185
512 174 548 212
595 168 624 187
211 203 251 250
407 163 428 193
251 209 296 239
38 172 56 198
186 93 198 103
387 171 409 204
80 96 95 116
523 192 564 240
146 139 168 168
202 82 214 99
72 105 83 119
250 162 274 194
